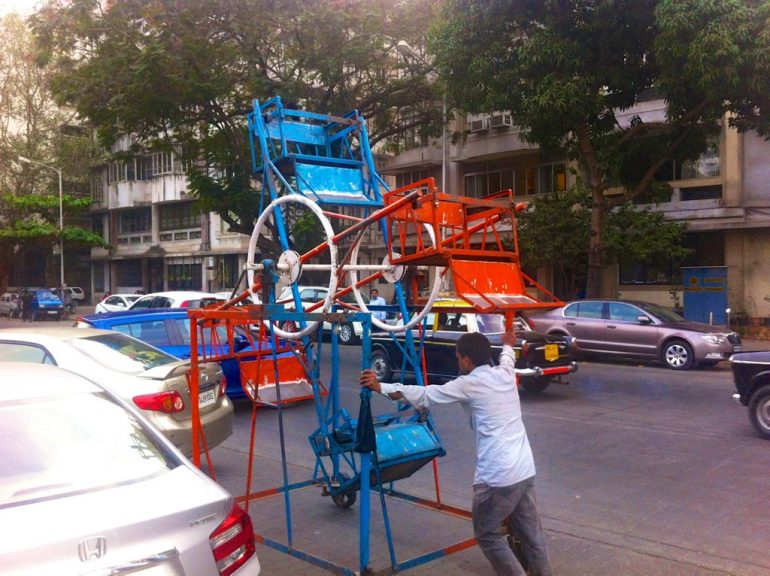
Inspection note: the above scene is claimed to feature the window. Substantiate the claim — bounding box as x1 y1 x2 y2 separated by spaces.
115 260 143 286
111 320 171 347
167 259 202 290
608 302 642 322
680 185 722 201
136 156 152 181
159 203 198 232
657 136 721 182
463 161 515 199
538 164 567 194
396 168 433 189
566 301 603 319
152 152 173 175
0 343 55 364
619 231 724 286
91 174 104 203
118 208 151 234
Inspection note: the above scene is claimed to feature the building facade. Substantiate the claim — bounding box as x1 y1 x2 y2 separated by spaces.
90 106 770 334
381 100 770 332
89 136 250 298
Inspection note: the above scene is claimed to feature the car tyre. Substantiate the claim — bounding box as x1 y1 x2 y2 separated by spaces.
338 323 358 345
748 385 770 439
662 339 694 370
371 349 393 382
520 378 550 395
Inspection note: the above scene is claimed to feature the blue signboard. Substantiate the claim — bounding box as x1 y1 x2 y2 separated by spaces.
682 266 728 325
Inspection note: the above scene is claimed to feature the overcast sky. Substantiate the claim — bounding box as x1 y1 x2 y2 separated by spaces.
1 0 40 17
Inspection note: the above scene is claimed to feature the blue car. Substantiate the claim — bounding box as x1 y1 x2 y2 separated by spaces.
26 288 65 320
76 308 298 400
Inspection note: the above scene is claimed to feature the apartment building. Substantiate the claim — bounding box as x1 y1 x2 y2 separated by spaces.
89 136 250 297
381 101 770 329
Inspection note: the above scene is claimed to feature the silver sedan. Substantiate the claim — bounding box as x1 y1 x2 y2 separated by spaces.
0 362 260 576
0 327 233 456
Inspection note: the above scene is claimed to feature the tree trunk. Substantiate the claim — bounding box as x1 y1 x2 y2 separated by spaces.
585 188 606 298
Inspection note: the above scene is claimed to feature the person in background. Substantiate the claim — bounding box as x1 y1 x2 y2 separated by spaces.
21 289 34 322
360 331 552 576
369 288 387 321
102 291 111 300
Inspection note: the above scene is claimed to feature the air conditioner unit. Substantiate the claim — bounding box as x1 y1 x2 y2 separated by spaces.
469 118 486 133
489 114 513 128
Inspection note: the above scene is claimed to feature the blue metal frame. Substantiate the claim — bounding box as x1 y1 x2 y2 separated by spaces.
245 97 462 574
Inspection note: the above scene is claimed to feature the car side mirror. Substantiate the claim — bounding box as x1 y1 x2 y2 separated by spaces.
637 315 652 324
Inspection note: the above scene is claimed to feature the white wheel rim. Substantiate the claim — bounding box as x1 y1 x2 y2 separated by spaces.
246 195 338 340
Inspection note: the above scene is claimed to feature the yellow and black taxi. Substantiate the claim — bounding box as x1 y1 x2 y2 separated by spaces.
370 299 578 394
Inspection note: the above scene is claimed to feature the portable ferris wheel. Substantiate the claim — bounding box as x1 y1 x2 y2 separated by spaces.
188 96 563 574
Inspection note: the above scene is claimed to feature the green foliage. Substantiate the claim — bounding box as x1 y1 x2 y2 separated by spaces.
518 183 690 293
0 193 106 247
31 0 441 242
431 0 770 295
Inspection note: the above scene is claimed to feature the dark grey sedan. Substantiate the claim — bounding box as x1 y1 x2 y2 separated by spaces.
526 299 742 370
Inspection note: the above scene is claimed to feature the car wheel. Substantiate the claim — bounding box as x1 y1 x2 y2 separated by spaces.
748 385 770 439
520 377 550 394
662 339 694 370
371 349 392 382
338 323 358 345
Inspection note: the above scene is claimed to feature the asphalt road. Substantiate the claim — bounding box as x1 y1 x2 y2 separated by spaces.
4 313 768 575
204 343 770 576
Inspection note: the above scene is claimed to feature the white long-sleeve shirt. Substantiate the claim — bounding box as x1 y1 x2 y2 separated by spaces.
379 345 536 487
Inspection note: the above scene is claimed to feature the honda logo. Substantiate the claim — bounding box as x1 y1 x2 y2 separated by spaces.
78 537 107 562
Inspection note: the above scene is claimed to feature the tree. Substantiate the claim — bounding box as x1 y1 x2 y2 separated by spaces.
31 0 442 255
430 0 770 296
517 183 690 299
0 13 104 293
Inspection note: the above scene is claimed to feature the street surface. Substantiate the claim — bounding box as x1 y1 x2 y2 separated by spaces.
212 343 770 576
5 312 769 575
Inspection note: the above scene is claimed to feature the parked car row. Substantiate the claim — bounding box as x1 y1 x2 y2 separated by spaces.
0 285 264 574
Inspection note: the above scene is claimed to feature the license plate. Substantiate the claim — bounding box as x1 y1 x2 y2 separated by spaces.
199 388 217 409
544 344 559 362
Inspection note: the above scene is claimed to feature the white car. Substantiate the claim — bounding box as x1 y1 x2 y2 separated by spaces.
276 285 377 345
0 326 233 456
0 362 260 576
0 292 20 318
129 290 220 310
94 293 141 313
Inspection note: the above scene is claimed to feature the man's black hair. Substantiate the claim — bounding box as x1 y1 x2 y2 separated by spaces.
456 332 493 367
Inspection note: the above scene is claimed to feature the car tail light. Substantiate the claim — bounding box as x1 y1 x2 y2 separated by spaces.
219 374 227 396
210 503 256 576
133 391 185 413
526 317 536 329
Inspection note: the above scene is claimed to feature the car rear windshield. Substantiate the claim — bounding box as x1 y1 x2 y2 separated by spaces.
0 391 177 507
70 333 178 373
